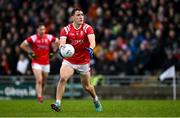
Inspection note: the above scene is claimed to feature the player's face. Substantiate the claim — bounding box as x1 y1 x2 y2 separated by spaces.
37 25 46 36
72 10 84 25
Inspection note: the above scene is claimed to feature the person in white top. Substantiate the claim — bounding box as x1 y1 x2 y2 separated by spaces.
16 54 29 75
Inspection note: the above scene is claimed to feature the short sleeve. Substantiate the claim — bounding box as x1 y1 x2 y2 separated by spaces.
52 35 56 42
26 35 37 43
47 34 56 42
60 28 67 38
26 37 33 43
86 26 94 35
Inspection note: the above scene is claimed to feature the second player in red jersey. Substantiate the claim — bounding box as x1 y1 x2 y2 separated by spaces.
60 23 94 64
25 34 56 64
25 34 56 65
20 23 59 103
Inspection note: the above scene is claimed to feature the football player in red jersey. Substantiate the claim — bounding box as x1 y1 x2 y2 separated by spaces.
51 8 102 112
20 23 59 103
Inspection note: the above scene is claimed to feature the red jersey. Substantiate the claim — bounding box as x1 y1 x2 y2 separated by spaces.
26 34 56 65
60 23 94 64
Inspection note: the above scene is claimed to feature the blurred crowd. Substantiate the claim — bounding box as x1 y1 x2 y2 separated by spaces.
0 0 179 76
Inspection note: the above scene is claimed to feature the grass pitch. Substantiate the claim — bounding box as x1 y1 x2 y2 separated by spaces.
0 99 180 117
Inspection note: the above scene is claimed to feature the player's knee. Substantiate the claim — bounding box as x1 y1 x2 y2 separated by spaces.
83 85 92 91
36 79 43 85
59 77 68 84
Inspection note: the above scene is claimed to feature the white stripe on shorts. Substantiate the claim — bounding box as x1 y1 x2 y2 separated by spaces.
62 60 90 74
32 63 50 73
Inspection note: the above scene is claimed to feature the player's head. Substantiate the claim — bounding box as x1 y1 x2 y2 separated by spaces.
71 8 84 25
36 23 46 36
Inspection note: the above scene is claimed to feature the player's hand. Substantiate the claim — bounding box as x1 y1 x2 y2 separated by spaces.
49 52 54 59
28 51 37 59
86 48 93 58
57 45 65 58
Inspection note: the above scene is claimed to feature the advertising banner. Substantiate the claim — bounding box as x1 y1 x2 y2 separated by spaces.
0 82 36 99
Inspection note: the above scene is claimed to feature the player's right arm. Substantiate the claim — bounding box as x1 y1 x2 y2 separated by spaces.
20 37 36 59
59 37 66 47
59 27 68 48
20 40 32 53
56 27 68 58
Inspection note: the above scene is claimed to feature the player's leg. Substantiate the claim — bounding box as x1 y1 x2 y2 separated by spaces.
80 72 97 98
42 72 48 98
32 68 43 103
51 62 74 112
80 71 102 112
41 64 50 99
57 64 74 100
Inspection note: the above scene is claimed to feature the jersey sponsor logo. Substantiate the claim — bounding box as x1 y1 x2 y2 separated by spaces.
70 39 85 45
69 33 75 36
37 45 49 50
36 39 48 44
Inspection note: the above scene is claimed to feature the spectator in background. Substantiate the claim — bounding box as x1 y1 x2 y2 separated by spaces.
5 46 16 74
135 40 152 75
0 53 11 75
16 54 29 75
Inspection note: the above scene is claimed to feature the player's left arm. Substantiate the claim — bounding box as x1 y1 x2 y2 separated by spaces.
52 37 60 52
87 34 96 49
86 25 96 49
86 26 96 58
49 34 59 51
49 36 59 59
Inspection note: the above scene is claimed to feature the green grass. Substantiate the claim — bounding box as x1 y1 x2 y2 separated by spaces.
0 99 180 117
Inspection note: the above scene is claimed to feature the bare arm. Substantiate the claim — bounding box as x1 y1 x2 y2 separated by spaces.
56 37 67 58
20 40 32 53
87 34 96 49
50 38 60 52
59 37 67 48
54 38 60 46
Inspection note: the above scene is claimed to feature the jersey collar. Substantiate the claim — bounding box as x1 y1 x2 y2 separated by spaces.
37 33 45 38
72 23 84 30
